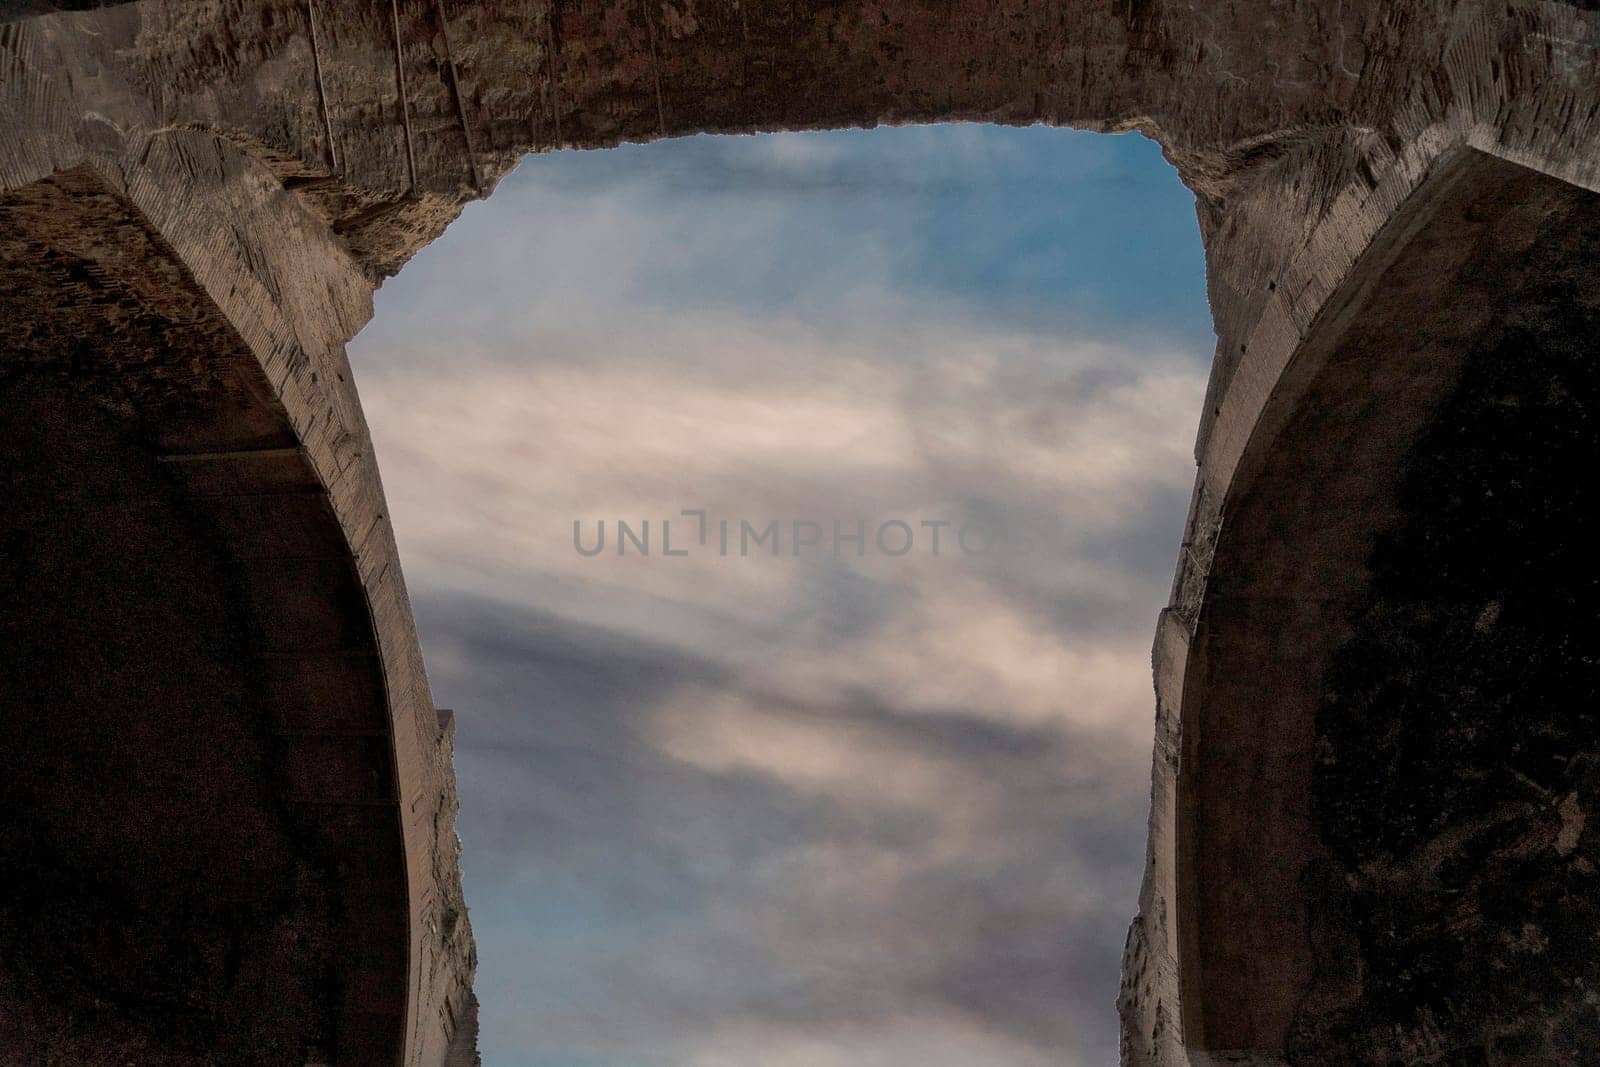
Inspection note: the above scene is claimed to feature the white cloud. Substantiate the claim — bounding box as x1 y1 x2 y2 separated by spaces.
680 1015 1075 1067
349 126 1205 1067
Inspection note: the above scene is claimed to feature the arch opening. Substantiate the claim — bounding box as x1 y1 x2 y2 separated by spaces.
349 122 1212 1066
0 166 425 1064
1179 148 1600 1061
2 2 1600 1063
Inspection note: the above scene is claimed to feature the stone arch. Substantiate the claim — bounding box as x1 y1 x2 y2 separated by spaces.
0 158 474 1063
1132 148 1600 1063
4 2 1600 1065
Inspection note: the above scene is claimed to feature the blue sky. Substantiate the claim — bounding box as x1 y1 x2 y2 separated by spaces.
349 124 1210 1066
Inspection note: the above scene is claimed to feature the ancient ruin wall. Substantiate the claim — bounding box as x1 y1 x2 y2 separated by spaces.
2 1 1599 1064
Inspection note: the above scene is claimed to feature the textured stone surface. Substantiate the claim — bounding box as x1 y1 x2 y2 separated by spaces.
0 163 475 1065
1294 170 1600 1064
1 1 1598 1064
0 181 341 1063
1168 150 1600 1061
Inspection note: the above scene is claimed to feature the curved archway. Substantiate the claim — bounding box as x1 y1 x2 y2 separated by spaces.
1166 150 1600 1060
0 164 473 1064
3 2 1600 1064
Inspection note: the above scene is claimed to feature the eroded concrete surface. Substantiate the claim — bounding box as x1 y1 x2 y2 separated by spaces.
1 1 1598 1064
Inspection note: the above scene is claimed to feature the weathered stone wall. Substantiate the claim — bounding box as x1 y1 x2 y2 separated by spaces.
2 32 480 1063
1296 160 1600 1063
2 1 1598 1064
0 167 347 1065
0 160 477 1064
1150 149 1600 1063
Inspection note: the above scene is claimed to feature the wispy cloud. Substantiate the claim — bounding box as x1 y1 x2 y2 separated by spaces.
350 125 1206 1066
